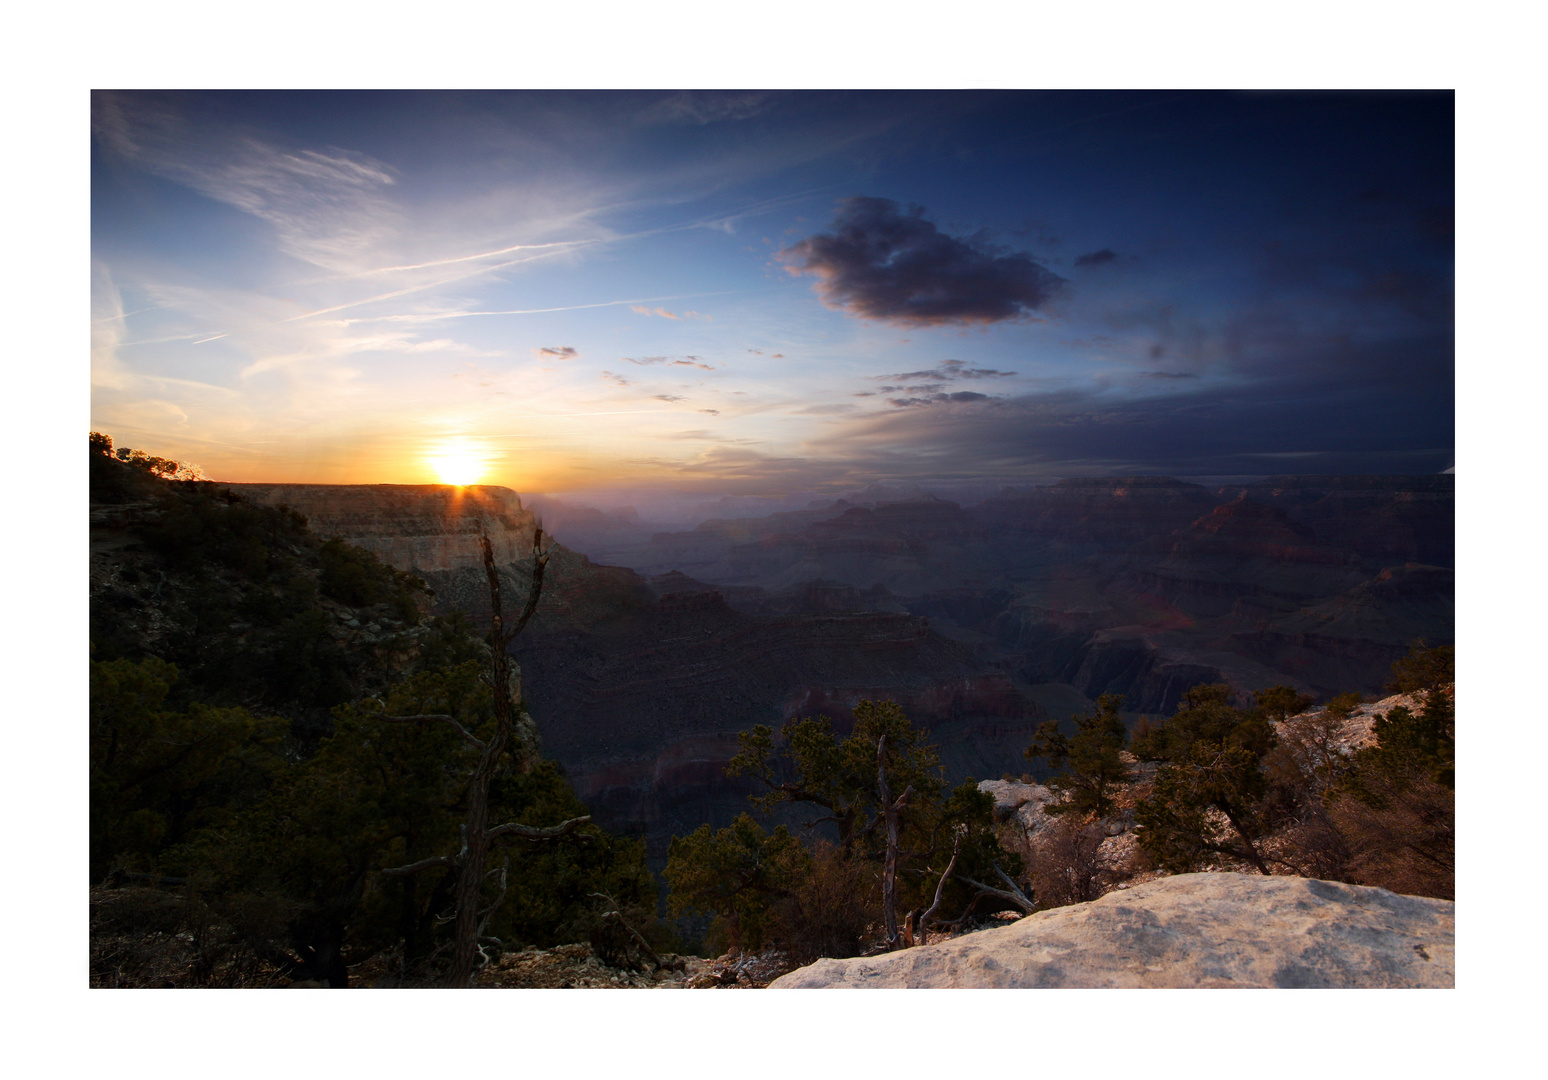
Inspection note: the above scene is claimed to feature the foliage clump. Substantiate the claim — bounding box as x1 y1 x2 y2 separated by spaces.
1132 684 1280 875
1121 643 1453 898
88 432 662 986
1025 693 1132 817
667 700 1026 961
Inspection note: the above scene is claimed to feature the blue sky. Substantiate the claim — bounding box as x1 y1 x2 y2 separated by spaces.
91 90 1453 496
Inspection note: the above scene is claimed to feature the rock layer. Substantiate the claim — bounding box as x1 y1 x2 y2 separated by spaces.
230 484 536 574
769 872 1453 988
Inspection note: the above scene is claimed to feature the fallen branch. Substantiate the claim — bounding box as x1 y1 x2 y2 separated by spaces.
957 861 1036 915
589 893 673 972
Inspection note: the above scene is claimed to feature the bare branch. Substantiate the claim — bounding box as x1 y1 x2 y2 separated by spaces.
381 854 459 877
957 862 1036 915
375 711 486 751
485 815 590 842
497 527 553 647
476 858 509 940
917 834 963 946
589 892 666 971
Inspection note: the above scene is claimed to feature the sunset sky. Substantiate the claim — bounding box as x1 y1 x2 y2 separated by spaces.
91 90 1453 497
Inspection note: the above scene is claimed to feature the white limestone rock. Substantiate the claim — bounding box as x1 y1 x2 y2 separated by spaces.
769 872 1453 988
977 779 1059 835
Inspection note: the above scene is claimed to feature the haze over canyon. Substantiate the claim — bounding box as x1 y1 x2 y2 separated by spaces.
232 473 1452 865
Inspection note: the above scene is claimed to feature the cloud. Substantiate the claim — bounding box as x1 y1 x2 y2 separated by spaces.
639 91 779 126
778 196 1065 326
624 355 715 370
809 334 1454 477
654 394 686 402
1074 249 1119 267
93 92 402 273
699 409 720 415
876 358 1016 382
1142 371 1199 379
600 371 631 387
886 390 990 408
535 345 579 360
632 305 711 321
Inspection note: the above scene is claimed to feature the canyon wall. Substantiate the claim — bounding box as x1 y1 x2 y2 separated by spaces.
231 484 536 575
223 483 1043 861
220 477 1450 860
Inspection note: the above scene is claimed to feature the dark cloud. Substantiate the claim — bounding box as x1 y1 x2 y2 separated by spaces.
1074 249 1119 267
878 358 1016 382
887 390 990 408
535 345 578 360
813 334 1453 477
778 196 1065 326
1142 371 1199 379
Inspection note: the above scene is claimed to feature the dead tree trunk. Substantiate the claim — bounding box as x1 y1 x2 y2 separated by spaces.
877 735 914 952
380 525 589 988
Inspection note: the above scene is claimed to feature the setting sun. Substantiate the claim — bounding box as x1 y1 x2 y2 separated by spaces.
427 440 488 486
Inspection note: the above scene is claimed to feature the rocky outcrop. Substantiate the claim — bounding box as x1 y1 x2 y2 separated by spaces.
230 484 536 575
979 780 1059 835
769 872 1453 988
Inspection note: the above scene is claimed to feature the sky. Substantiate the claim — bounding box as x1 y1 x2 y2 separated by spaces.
91 90 1454 498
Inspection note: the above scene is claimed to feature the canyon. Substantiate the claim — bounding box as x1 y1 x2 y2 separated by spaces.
231 475 1452 866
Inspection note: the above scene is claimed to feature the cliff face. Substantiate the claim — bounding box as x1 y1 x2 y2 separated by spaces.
230 484 537 575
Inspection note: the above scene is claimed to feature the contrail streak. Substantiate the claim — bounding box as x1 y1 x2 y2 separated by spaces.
360 292 739 323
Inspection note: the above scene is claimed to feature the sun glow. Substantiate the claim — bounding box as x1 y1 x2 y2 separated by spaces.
427 438 490 486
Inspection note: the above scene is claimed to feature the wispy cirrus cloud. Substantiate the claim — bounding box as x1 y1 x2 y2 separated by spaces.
779 196 1065 327
638 91 781 127
535 345 579 360
622 355 715 370
94 91 403 273
631 305 710 320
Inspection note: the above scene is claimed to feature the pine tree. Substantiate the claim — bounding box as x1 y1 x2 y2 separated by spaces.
1024 693 1133 818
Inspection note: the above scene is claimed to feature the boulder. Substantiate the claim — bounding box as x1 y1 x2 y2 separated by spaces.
978 780 1058 835
768 872 1453 988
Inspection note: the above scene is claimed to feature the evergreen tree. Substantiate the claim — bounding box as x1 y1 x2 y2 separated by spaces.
1024 693 1132 817
1132 684 1279 875
663 814 813 953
